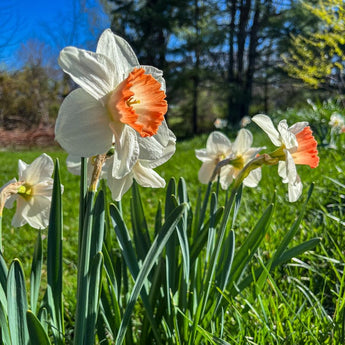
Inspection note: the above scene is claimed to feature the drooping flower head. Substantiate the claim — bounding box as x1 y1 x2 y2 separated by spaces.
195 131 232 185
219 129 264 189
66 130 176 201
195 130 263 189
0 154 62 229
252 114 319 202
55 29 169 179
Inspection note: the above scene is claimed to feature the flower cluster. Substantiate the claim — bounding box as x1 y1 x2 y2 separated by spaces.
196 114 319 202
0 29 320 233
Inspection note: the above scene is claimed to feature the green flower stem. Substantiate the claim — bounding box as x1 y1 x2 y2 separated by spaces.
211 152 281 191
0 216 2 253
78 157 87 260
89 154 107 192
74 190 95 345
232 153 279 190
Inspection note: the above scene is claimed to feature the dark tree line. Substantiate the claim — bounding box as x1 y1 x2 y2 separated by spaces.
108 0 322 135
0 0 331 137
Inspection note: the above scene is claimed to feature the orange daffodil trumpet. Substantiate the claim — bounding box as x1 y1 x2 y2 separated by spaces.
252 114 319 202
195 130 264 189
55 29 173 180
0 154 63 229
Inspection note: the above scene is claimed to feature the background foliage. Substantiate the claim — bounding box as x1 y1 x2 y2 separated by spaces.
1 0 345 137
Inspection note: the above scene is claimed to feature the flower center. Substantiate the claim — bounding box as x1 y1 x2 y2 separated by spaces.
230 155 244 170
107 68 168 137
18 183 33 200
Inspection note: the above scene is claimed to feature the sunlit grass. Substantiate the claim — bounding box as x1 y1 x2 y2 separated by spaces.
0 125 344 343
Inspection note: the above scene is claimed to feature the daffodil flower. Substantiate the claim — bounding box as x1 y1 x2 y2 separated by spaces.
106 132 176 200
55 29 169 179
195 130 263 189
219 129 264 189
105 160 165 201
329 112 345 130
0 154 62 229
195 131 232 185
252 114 319 202
66 131 176 200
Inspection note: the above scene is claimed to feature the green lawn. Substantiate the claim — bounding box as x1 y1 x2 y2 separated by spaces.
0 125 344 343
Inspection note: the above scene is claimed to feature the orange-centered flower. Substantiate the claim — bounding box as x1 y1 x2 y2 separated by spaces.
291 126 319 168
55 29 174 180
108 68 168 137
252 114 320 202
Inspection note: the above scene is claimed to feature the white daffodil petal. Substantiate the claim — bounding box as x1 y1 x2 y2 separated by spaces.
284 150 298 184
198 161 216 184
106 173 133 201
66 155 83 175
140 137 176 169
58 47 115 100
111 126 139 179
66 155 96 183
153 120 173 147
219 165 234 190
242 147 265 162
288 175 303 202
288 121 308 135
252 114 281 147
233 128 253 153
243 168 261 188
195 149 213 162
21 195 51 229
55 88 113 157
96 29 139 82
137 126 176 165
11 198 27 227
33 181 54 197
133 164 165 188
22 154 54 185
278 161 288 182
18 160 28 179
278 120 298 150
206 131 232 155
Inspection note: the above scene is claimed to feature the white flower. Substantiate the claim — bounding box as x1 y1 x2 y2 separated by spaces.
195 131 232 185
219 129 263 189
55 29 169 179
214 118 228 129
107 132 175 200
195 130 263 189
252 114 319 202
329 112 345 131
66 132 176 201
0 154 62 229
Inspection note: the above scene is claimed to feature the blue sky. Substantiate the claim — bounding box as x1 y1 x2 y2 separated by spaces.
0 0 110 70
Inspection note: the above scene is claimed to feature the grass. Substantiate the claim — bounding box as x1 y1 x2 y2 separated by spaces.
0 121 344 343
